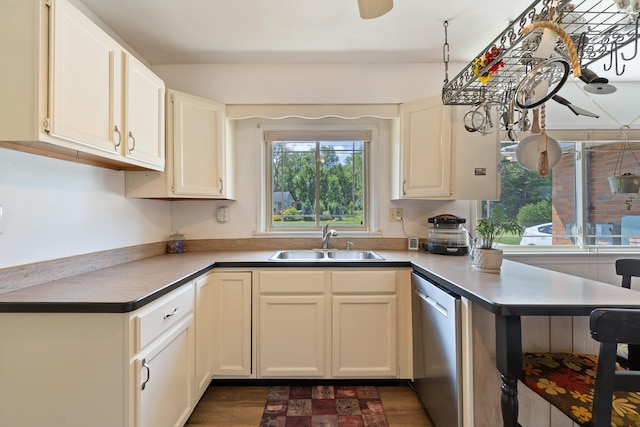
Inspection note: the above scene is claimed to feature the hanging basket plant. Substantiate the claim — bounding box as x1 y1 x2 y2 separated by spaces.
608 173 640 194
608 128 640 195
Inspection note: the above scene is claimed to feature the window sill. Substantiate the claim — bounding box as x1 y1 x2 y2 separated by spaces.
502 245 640 255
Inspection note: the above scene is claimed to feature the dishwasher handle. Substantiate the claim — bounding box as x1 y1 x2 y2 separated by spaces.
414 288 448 318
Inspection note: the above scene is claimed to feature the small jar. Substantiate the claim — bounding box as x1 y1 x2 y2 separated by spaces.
167 232 186 253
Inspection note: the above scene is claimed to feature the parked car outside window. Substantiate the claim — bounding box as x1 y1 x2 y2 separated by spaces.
520 223 552 245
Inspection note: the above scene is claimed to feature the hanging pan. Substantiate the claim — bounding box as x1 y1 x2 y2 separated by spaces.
514 21 582 110
463 100 508 134
513 57 570 109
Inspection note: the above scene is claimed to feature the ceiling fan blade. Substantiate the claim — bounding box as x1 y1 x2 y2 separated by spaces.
358 0 393 19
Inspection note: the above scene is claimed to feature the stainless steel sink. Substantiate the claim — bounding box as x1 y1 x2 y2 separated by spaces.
269 250 325 260
326 250 384 260
269 250 384 261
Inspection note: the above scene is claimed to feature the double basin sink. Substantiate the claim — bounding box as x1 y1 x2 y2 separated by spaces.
269 249 384 261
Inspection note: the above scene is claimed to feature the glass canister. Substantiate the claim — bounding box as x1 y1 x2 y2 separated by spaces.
425 227 470 255
167 232 186 253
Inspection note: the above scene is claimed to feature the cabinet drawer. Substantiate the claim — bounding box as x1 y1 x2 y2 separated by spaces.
259 270 326 294
332 270 397 294
133 283 194 352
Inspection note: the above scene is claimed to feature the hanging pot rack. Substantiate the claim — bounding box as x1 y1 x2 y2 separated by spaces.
442 0 640 106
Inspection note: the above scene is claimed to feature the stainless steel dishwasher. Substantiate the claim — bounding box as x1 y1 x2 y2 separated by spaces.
411 271 462 427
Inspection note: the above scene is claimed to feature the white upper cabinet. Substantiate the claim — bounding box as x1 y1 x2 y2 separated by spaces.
123 54 165 169
0 0 164 171
125 89 236 199
48 0 122 154
393 96 452 199
449 104 500 200
392 96 499 200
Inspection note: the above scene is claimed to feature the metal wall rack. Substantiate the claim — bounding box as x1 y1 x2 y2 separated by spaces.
442 0 640 105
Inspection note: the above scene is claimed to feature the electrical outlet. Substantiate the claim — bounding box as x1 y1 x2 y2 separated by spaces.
389 208 403 221
216 206 229 223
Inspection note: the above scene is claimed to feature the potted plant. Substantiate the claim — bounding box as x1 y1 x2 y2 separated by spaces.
607 137 640 196
474 213 523 273
608 173 640 194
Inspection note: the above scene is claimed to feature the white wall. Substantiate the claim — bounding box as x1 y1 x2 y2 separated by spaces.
0 148 171 269
151 63 450 105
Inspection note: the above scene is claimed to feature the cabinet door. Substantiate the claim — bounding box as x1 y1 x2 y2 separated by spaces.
331 270 398 377
49 0 122 153
450 105 500 200
171 90 226 196
194 273 213 399
124 54 165 170
258 270 328 378
136 316 194 427
259 294 326 377
332 295 398 377
395 96 452 199
211 271 253 377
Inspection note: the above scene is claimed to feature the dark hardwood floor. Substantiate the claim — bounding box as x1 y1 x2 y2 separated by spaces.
184 383 434 426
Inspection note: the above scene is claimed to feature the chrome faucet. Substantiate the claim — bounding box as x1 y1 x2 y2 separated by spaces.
321 224 338 249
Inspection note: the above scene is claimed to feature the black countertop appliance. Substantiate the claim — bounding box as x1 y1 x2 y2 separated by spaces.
425 214 470 256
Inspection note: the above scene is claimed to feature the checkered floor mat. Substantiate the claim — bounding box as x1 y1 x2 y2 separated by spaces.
259 385 389 427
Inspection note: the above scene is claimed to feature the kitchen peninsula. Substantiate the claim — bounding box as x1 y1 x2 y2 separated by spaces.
1 249 639 427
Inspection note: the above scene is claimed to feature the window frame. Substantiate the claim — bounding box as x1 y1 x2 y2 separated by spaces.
481 137 640 252
261 124 375 235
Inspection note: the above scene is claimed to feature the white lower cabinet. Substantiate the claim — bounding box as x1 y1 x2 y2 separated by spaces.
254 268 411 379
0 266 411 427
257 270 329 377
211 271 253 378
135 316 193 427
194 272 214 398
0 312 129 427
130 283 195 427
0 280 199 427
331 270 398 377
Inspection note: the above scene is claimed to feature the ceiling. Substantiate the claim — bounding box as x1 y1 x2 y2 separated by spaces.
76 0 535 65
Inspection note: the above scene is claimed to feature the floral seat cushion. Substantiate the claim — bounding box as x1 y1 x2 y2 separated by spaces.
521 352 640 427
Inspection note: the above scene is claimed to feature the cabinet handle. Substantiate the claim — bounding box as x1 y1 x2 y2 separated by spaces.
163 307 179 319
402 179 406 196
141 358 150 390
114 125 122 150
128 131 136 153
219 178 223 194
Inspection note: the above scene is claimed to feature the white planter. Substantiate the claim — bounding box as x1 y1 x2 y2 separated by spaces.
608 175 640 194
475 248 503 273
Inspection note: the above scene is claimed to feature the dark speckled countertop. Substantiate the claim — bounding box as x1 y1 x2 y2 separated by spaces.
1 249 639 315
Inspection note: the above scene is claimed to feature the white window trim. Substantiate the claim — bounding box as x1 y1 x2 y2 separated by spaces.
252 121 381 237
